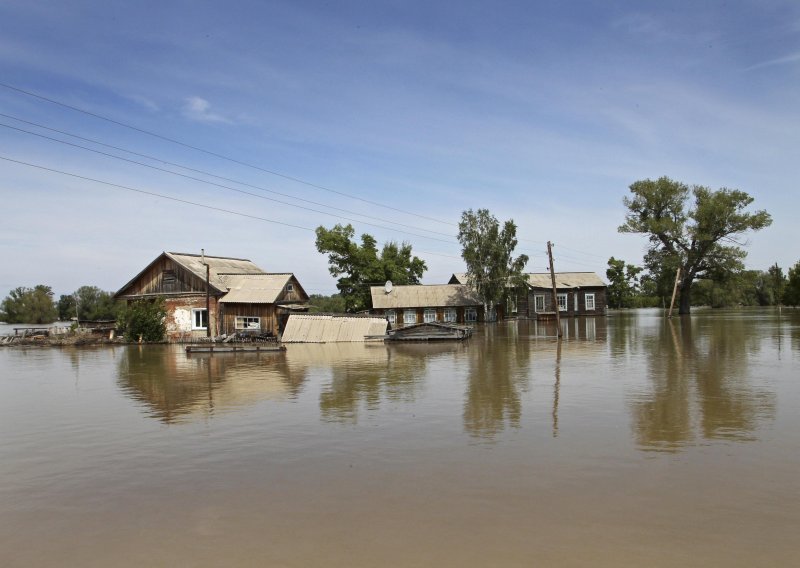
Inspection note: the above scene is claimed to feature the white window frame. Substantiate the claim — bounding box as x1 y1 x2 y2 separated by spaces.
585 293 596 311
557 293 568 312
443 307 457 323
235 316 261 330
424 308 437 323
386 310 396 325
192 308 208 330
465 307 478 322
534 294 546 312
574 293 579 312
403 310 417 325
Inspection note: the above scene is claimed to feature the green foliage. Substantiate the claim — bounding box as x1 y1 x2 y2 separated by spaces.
606 257 643 308
758 264 787 306
120 298 167 342
619 176 772 314
784 261 800 307
457 209 528 317
315 224 427 312
58 286 122 321
0 285 58 324
308 293 347 313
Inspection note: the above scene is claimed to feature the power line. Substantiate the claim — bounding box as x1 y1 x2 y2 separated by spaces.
0 122 459 245
0 112 456 239
0 81 453 226
0 155 316 232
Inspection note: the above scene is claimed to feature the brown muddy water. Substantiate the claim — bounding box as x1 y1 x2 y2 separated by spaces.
1 309 798 567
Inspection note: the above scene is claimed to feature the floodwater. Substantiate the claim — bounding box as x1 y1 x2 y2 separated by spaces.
1 309 798 567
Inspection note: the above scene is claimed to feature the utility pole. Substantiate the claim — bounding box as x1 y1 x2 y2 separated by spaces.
547 241 562 338
202 249 211 338
667 266 681 318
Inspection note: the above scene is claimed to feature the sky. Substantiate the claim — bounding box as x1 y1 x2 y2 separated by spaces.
1 0 798 300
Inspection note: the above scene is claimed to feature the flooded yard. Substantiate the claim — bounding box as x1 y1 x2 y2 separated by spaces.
1 309 798 567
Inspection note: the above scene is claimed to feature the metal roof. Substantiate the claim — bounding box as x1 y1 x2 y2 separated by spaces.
450 272 606 289
218 273 293 304
281 314 388 343
370 284 482 309
526 272 606 289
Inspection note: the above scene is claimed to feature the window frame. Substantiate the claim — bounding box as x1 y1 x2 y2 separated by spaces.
403 310 417 325
423 308 437 323
386 310 396 325
191 308 208 330
235 316 261 330
585 293 596 311
443 307 457 323
465 307 478 322
534 294 546 312
557 293 568 312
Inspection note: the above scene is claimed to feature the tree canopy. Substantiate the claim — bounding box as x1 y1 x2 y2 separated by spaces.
57 286 121 321
119 298 167 342
315 224 427 312
457 209 528 318
0 285 58 324
619 177 772 314
784 261 800 307
606 257 643 309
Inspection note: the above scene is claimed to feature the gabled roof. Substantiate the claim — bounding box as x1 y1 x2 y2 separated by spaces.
218 273 295 304
166 252 265 291
449 272 606 289
371 284 482 309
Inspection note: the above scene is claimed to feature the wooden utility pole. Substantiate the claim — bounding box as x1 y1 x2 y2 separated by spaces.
547 241 562 338
667 266 681 318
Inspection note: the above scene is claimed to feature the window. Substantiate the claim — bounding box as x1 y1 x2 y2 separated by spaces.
404 310 417 324
386 310 396 325
557 293 568 312
443 307 457 322
424 308 437 323
192 308 208 330
534 295 545 312
286 283 294 292
585 293 596 311
465 307 478 322
235 316 261 330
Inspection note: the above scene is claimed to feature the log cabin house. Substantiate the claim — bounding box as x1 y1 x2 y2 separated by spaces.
115 251 308 341
370 284 487 326
449 272 606 319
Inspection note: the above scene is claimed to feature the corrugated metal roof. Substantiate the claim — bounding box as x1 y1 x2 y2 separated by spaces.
218 273 292 304
370 284 482 309
281 314 388 343
526 272 606 288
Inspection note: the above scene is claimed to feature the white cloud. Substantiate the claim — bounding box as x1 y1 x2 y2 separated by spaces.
182 96 232 123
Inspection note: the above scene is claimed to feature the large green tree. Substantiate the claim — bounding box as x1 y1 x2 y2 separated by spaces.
457 209 528 319
784 261 800 307
315 224 427 312
0 285 58 324
119 298 167 342
57 286 122 321
606 257 642 309
619 177 772 314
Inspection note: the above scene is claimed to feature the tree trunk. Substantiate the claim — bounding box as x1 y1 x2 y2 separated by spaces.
678 276 693 314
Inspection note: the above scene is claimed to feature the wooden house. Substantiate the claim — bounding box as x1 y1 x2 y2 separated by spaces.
449 272 606 319
115 251 308 341
370 284 485 326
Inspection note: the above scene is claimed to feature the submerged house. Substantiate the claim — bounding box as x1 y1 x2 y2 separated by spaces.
115 251 308 340
370 284 485 326
449 272 606 319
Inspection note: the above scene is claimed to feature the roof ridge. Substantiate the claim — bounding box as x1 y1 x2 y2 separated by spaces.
167 251 253 262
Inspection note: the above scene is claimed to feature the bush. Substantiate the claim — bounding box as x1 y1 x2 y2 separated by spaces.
120 298 166 342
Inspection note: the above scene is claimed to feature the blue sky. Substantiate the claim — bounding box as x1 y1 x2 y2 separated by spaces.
1 0 798 299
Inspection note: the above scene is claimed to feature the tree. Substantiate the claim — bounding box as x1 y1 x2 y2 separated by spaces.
72 286 122 321
0 285 58 324
619 177 772 314
308 293 347 314
606 257 643 308
119 298 166 341
457 209 528 319
784 261 800 307
315 224 427 312
758 263 787 306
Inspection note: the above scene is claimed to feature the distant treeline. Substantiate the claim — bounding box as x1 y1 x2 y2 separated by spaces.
0 285 122 324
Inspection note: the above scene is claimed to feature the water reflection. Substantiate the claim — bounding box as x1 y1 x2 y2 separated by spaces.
463 324 532 439
627 312 777 452
117 346 305 423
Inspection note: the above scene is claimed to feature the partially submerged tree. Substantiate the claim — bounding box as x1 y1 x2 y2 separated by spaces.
784 261 800 307
315 224 427 312
619 177 772 314
119 298 166 342
606 257 642 309
0 285 58 324
457 209 528 319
